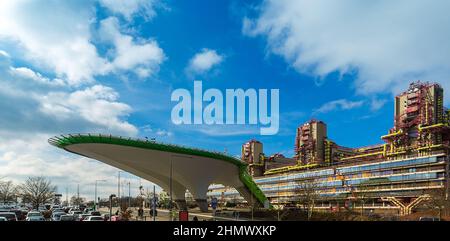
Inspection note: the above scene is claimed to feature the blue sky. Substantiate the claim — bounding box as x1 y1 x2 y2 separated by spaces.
1 0 449 200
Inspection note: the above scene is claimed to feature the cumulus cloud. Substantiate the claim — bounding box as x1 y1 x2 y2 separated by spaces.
0 51 140 199
0 1 165 85
186 48 224 75
0 0 109 85
314 99 364 114
99 0 160 21
0 52 138 138
140 125 173 138
244 0 450 103
99 17 165 78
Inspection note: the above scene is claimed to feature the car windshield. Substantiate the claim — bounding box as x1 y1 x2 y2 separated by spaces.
28 212 41 217
60 216 74 221
53 212 65 217
0 213 15 219
90 216 103 221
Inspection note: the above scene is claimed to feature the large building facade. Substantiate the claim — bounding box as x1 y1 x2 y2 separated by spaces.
208 81 450 215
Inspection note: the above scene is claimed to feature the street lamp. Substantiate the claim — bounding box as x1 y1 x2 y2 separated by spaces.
109 194 116 221
94 180 107 211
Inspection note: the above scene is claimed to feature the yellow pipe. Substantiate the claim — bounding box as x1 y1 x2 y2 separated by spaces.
418 123 448 132
386 151 406 156
417 144 444 151
340 151 384 161
381 129 403 139
263 163 319 175
383 144 387 157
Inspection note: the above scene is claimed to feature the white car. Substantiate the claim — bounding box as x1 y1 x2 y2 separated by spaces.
27 211 42 218
26 216 46 221
60 215 75 221
0 217 7 221
83 216 104 221
69 210 83 220
51 212 66 221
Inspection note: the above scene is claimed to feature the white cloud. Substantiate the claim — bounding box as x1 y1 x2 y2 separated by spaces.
10 67 66 87
0 0 109 85
244 0 450 103
0 1 166 85
0 52 144 200
38 85 138 136
314 99 364 114
99 0 160 21
155 129 173 137
140 125 173 138
99 17 165 78
0 52 138 137
187 48 224 75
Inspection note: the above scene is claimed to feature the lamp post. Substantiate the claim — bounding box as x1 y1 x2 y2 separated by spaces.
109 194 116 221
127 181 131 208
94 179 106 211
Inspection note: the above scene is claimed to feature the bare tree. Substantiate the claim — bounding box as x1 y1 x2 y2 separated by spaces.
0 180 17 203
295 178 319 220
70 195 85 206
422 188 450 220
353 182 371 217
18 177 56 209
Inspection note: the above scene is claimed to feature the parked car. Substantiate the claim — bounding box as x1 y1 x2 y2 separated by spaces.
80 214 91 221
102 213 110 221
51 212 66 221
84 216 104 221
83 208 94 214
26 216 46 221
89 211 101 216
52 208 66 214
0 217 7 221
60 215 75 221
27 211 42 218
0 212 17 221
70 210 83 220
419 216 440 221
11 209 26 221
38 206 47 212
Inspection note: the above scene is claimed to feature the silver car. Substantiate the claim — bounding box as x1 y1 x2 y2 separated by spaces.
51 212 66 221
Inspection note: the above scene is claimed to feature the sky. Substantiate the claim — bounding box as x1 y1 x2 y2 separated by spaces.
1 0 450 201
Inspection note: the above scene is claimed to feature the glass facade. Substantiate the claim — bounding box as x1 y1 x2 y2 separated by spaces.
207 154 447 201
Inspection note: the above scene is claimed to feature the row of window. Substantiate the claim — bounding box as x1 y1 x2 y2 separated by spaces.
257 171 441 192
254 156 440 185
336 156 438 174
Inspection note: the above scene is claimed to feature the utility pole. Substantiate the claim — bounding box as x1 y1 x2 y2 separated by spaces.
170 158 173 221
95 180 106 211
153 185 156 221
65 186 68 206
77 184 80 202
118 171 121 209
128 181 131 208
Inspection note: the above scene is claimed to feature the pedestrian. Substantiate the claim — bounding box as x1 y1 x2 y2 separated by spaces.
193 216 198 221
